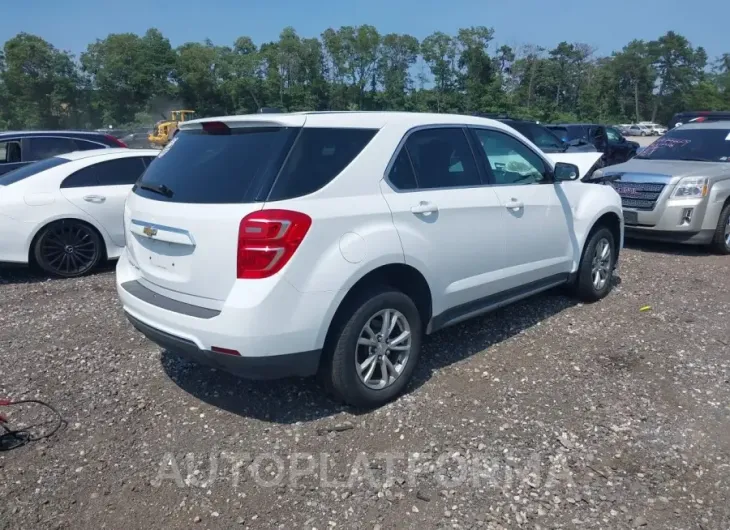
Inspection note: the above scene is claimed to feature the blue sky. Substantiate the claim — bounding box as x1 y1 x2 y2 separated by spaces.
4 0 728 61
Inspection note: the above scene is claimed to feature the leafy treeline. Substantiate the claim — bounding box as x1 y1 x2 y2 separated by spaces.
1 26 729 130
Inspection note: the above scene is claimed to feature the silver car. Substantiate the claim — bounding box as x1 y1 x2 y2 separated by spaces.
597 121 730 254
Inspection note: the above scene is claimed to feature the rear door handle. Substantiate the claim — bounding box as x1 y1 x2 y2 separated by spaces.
410 201 438 214
83 195 106 203
505 198 523 209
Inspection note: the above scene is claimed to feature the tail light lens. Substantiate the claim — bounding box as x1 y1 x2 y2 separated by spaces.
237 209 312 279
105 134 128 148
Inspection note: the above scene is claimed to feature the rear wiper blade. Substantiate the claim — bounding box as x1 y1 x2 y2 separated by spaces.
138 182 174 197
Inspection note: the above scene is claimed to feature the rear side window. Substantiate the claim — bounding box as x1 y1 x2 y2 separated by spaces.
62 157 148 188
268 128 377 201
72 139 105 151
388 149 418 190
0 157 70 186
27 137 78 160
404 128 481 189
135 127 298 204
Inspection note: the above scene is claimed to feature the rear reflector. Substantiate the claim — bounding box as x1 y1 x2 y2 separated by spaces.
202 121 231 135
237 209 312 279
211 346 241 356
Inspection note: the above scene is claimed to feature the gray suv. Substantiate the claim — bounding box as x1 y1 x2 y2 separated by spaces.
598 121 730 254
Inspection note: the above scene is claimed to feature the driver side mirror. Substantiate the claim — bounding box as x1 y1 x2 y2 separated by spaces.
554 162 580 181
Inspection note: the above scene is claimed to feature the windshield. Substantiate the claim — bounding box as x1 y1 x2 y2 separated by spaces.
634 127 730 162
514 123 565 151
0 157 70 186
547 126 569 142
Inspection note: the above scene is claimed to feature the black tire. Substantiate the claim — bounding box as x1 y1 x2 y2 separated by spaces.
710 202 730 255
571 227 616 302
33 220 103 278
320 287 423 408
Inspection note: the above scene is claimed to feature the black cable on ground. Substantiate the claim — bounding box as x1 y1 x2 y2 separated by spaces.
0 399 65 451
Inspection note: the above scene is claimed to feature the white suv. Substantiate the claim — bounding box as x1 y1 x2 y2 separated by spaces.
117 111 623 408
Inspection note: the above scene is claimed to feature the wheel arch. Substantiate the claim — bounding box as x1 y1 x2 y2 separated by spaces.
583 210 622 262
320 263 433 354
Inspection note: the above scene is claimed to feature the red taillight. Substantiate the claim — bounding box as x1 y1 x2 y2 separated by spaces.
237 209 312 279
105 134 127 148
202 121 230 135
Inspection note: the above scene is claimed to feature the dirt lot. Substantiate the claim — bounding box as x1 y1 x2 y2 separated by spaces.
1 243 729 530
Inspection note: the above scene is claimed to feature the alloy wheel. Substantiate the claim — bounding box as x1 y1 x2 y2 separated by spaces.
355 309 412 390
591 237 612 291
40 222 99 276
725 216 730 249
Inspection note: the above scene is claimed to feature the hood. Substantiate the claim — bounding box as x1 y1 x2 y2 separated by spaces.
603 158 730 178
546 151 603 179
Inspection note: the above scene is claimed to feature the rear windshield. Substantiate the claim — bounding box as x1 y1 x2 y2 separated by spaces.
134 126 377 203
512 122 564 151
0 157 70 186
635 127 730 162
547 126 569 141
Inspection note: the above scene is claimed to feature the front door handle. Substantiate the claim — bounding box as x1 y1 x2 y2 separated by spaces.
410 201 438 214
505 198 524 209
83 195 106 203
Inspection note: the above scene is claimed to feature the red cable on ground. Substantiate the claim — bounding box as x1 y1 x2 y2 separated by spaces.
0 398 65 451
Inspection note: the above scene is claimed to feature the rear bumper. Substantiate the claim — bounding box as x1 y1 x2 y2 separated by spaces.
116 250 332 379
125 312 320 379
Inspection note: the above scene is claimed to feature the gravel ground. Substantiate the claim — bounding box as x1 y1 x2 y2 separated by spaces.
1 243 729 530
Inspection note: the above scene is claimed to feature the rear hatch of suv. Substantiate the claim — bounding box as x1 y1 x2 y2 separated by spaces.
124 115 378 307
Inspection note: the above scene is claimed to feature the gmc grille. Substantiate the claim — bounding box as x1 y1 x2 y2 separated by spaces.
612 182 665 211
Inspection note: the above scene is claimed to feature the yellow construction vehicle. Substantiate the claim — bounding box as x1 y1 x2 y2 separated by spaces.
148 110 196 148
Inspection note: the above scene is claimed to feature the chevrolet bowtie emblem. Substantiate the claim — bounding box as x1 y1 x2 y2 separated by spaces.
143 226 158 237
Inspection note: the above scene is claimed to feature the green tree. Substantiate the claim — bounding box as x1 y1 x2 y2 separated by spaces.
647 31 707 123
1 33 81 129
81 29 176 125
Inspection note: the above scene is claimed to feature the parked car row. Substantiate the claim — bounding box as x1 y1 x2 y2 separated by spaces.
1 111 728 410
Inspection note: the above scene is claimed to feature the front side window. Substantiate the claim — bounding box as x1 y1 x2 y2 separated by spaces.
403 128 481 189
471 128 547 185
